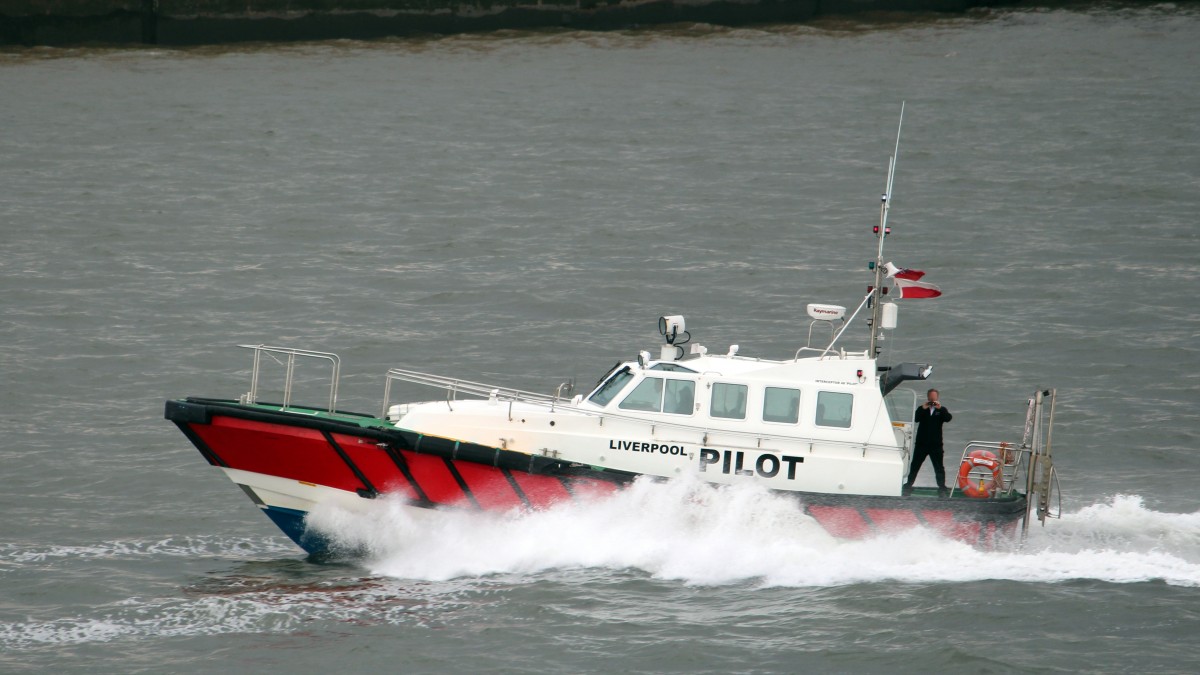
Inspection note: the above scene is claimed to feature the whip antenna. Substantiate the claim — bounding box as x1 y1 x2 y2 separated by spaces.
868 102 905 357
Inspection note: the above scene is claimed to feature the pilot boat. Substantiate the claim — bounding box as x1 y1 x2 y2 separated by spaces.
165 115 1061 555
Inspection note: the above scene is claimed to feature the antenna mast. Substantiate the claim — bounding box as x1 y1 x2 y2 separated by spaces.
868 102 905 357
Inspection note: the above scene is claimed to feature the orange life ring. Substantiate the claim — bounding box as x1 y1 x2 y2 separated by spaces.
957 449 1003 499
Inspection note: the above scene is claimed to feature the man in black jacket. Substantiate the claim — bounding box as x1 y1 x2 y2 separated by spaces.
903 388 953 497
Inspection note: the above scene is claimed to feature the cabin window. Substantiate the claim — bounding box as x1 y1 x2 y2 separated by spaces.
619 377 664 412
815 391 854 428
615 376 695 415
663 379 696 415
589 369 634 407
763 387 801 424
710 383 748 420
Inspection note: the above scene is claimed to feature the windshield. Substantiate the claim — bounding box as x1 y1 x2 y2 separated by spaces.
588 368 634 407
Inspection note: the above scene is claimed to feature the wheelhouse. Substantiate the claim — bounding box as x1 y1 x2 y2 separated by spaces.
583 353 868 435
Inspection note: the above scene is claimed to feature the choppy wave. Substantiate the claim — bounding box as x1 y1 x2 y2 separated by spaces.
0 533 472 651
0 536 295 567
305 478 1200 587
0 579 471 650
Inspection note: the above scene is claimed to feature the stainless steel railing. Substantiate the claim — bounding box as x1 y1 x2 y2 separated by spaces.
952 440 1023 499
948 388 1063 532
238 344 341 412
381 367 565 418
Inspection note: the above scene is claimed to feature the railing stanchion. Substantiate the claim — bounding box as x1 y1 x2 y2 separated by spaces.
382 373 394 419
238 345 342 413
283 352 296 408
249 345 262 404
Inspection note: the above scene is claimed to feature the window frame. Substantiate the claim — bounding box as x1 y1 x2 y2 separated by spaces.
814 390 855 429
662 378 696 416
614 375 697 415
588 367 634 407
762 386 801 425
709 381 749 421
618 376 665 412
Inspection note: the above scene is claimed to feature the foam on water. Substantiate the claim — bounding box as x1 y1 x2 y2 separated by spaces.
0 540 478 652
0 582 469 649
0 536 296 567
305 478 1200 588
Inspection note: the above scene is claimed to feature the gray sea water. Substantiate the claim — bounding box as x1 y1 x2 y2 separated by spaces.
3 5 1200 672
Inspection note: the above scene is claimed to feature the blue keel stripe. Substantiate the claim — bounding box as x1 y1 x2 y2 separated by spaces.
260 505 332 556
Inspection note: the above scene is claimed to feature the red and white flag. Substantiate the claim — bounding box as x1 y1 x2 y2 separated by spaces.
883 261 926 281
893 277 942 299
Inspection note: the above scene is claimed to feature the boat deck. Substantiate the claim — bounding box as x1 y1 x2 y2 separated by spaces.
906 486 975 501
181 397 394 431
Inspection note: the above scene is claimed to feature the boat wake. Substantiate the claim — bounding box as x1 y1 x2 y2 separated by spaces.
305 477 1200 587
3 486 1197 654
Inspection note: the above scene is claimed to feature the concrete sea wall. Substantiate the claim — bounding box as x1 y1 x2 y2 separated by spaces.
4 0 993 46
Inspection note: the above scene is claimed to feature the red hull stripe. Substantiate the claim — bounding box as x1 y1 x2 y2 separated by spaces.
958 521 982 544
807 505 873 539
401 450 470 506
918 509 955 531
564 477 621 500
500 469 533 509
321 431 377 497
920 509 981 542
336 433 420 502
214 416 325 441
509 471 573 509
439 457 482 510
376 443 430 503
173 421 227 467
453 461 526 511
864 508 922 532
194 417 364 493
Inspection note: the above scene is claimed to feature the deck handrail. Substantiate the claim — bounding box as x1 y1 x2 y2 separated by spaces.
792 346 871 361
382 367 561 418
238 344 341 412
952 440 1026 498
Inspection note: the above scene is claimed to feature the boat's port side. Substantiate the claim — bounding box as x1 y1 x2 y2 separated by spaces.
164 398 629 553
798 488 1027 548
166 398 1030 552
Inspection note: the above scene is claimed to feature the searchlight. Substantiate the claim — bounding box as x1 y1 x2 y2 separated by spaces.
657 315 692 361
